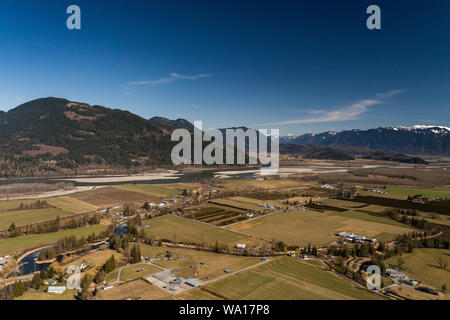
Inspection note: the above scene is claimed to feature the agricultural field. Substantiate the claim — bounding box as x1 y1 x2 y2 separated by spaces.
220 178 311 193
114 184 181 198
386 186 450 199
0 207 73 231
119 264 162 282
71 186 149 207
137 243 261 281
15 289 78 300
175 287 223 300
143 214 263 247
329 210 412 228
46 196 98 213
320 198 368 209
227 210 412 246
203 257 382 300
183 206 248 227
209 197 267 211
0 224 108 256
96 279 172 300
385 248 450 297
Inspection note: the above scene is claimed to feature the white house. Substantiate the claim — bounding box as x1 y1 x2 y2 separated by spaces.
236 244 247 249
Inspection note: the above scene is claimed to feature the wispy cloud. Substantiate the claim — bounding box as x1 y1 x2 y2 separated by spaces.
127 72 213 86
267 89 405 125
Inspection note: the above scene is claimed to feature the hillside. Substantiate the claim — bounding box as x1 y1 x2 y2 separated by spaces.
281 126 450 155
149 116 194 131
0 98 176 177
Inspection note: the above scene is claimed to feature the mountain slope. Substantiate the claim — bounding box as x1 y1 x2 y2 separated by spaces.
0 98 175 172
149 116 194 131
281 126 450 155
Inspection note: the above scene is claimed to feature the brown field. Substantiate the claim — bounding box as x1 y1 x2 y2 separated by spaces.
227 210 412 246
96 279 172 300
71 186 150 207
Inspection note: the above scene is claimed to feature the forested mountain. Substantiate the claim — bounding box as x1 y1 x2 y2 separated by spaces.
0 98 176 176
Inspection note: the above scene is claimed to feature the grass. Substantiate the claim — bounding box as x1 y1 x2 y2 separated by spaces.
15 289 78 300
320 198 367 208
204 257 382 300
386 186 450 199
46 196 98 213
385 248 450 296
138 243 261 281
0 199 43 211
114 184 181 198
143 214 263 247
175 288 222 300
227 210 412 246
0 224 108 256
120 264 161 282
0 208 73 230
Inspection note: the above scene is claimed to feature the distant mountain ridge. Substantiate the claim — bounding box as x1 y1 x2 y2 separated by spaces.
281 126 450 155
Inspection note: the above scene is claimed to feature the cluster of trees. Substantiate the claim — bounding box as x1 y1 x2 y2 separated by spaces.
7 214 102 238
130 245 142 263
31 267 57 290
18 200 50 210
381 208 431 229
38 233 104 261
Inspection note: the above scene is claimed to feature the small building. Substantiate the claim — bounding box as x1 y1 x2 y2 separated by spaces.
47 286 66 295
236 244 247 249
224 269 230 273
200 262 206 265
170 277 183 285
185 280 199 287
261 257 268 261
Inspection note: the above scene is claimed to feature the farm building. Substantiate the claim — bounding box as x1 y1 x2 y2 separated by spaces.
185 280 199 287
236 244 247 249
47 286 66 294
170 277 183 285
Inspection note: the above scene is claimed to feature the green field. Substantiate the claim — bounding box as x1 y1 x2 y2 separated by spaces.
0 208 73 230
204 257 382 300
114 184 181 198
143 214 262 247
0 224 108 256
209 197 267 211
46 196 98 213
138 243 260 281
228 210 411 246
385 248 450 295
0 199 45 211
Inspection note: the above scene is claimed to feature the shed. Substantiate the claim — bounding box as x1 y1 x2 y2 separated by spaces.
186 280 199 287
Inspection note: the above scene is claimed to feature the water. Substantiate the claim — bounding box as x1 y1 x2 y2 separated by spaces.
17 250 49 276
115 223 128 236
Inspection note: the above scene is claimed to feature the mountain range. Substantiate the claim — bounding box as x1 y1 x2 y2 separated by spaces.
280 126 450 156
0 97 444 177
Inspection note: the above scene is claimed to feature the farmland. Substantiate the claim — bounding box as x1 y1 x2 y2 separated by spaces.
385 248 450 297
209 197 267 211
203 257 382 300
0 208 73 231
15 289 78 300
227 210 412 246
46 196 98 213
96 279 172 300
143 214 263 247
114 184 181 198
138 243 261 281
182 206 248 226
0 224 108 256
119 264 162 282
71 186 150 207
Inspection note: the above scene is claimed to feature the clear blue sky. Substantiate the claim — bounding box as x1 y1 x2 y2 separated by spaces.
0 0 449 135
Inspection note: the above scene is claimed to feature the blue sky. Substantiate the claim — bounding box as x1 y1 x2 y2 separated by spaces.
0 0 449 135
